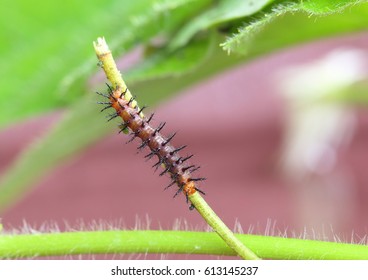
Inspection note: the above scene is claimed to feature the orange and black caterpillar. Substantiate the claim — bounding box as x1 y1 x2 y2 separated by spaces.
97 84 205 209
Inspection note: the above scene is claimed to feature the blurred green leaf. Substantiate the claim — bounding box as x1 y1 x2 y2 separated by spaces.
221 0 368 54
300 0 360 13
128 32 242 105
169 0 274 50
126 36 213 83
0 0 213 211
0 0 211 128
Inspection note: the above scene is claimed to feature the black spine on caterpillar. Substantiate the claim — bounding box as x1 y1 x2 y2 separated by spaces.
97 85 205 208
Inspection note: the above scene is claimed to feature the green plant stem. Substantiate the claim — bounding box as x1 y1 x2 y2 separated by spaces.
0 230 367 259
93 37 140 114
93 37 259 260
189 192 260 260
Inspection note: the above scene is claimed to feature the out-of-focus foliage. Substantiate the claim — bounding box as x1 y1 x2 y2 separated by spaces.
221 0 368 54
0 0 212 127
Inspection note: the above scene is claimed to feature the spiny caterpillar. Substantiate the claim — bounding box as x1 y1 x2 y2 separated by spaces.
97 84 205 209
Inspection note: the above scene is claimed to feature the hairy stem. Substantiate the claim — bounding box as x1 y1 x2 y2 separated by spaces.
93 37 259 260
189 192 260 260
0 230 367 259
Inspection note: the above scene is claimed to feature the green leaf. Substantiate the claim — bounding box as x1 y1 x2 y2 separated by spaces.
170 0 274 50
221 0 368 54
300 0 362 14
127 32 243 106
0 0 211 128
126 35 214 83
0 0 213 211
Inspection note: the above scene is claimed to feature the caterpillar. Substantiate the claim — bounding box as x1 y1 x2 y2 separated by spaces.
97 84 205 209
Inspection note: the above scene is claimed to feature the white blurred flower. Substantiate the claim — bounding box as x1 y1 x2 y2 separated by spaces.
278 48 367 177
